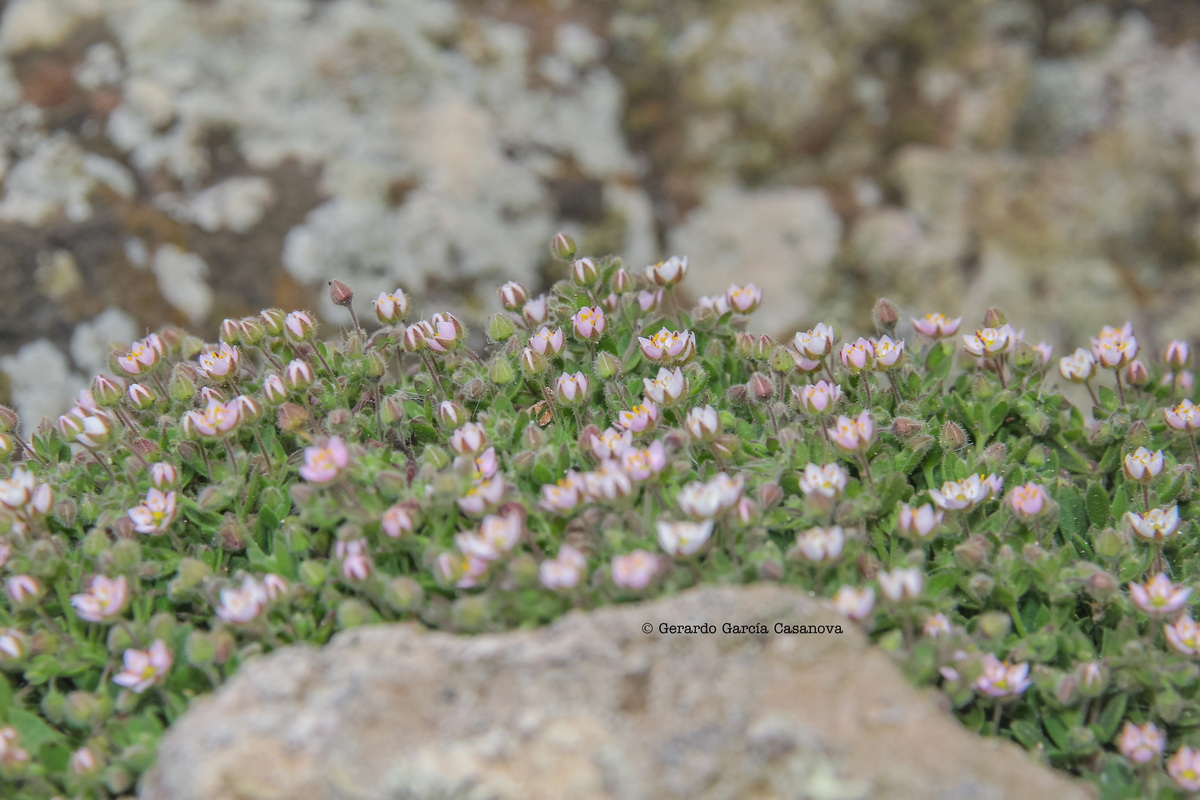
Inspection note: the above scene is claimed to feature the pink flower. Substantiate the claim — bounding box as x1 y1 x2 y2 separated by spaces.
420 313 463 353
373 289 408 325
539 545 587 591
556 372 590 405
216 576 266 623
522 295 548 326
283 359 314 391
197 342 240 380
529 327 565 357
643 367 687 406
1165 399 1200 432
962 327 1013 358
299 437 349 483
897 503 944 539
58 406 116 448
261 573 288 602
657 519 713 557
116 333 167 376
617 401 659 434
499 281 528 311
6 575 42 605
975 654 1031 698
1128 506 1181 541
832 585 874 621
726 283 762 313
873 336 904 369
590 427 633 460
540 472 585 514
612 550 658 590
911 313 961 338
450 423 488 456
457 477 506 515
1124 447 1165 482
796 526 844 564
1129 573 1191 616
638 328 696 365
478 508 524 557
793 323 835 359
113 639 172 694
435 551 491 589
1007 482 1049 519
70 575 129 623
471 447 501 480
1092 323 1138 369
1058 348 1097 383
584 460 634 501
827 411 874 453
878 567 923 602
675 473 743 519
923 613 951 638
128 488 178 535
684 405 720 441
1169 746 1200 791
0 726 28 764
799 463 847 501
382 503 417 538
620 441 668 481
1117 721 1164 765
70 747 99 777
792 380 842 414
149 462 178 489
284 310 317 341
636 288 663 313
645 255 688 286
336 539 373 581
929 474 995 512
572 306 606 341
182 398 242 439
1033 342 1053 364
1165 340 1192 370
1165 614 1200 656
838 337 874 373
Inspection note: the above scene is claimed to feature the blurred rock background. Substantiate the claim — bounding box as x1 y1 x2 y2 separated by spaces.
1 0 1200 425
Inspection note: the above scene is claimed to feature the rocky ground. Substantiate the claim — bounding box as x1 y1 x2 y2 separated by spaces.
141 584 1094 800
2 0 1200 424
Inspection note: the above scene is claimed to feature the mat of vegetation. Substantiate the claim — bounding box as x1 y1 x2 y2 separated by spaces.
0 236 1197 799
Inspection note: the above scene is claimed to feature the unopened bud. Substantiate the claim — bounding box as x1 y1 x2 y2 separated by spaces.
64 691 107 729
550 232 577 260
523 423 545 449
734 332 754 359
218 516 248 551
610 267 632 294
0 406 17 433
1126 419 1151 449
977 610 1010 640
175 558 211 592
337 598 373 629
940 420 968 450
954 535 990 569
109 539 141 571
451 595 490 632
872 297 898 332
1085 569 1119 599
81 527 111 558
487 313 517 342
489 357 515 385
278 403 309 433
219 318 241 344
769 346 795 373
572 257 599 285
892 417 923 439
756 483 783 508
328 279 354 306
1125 359 1149 387
382 576 425 613
168 369 196 403
966 572 995 600
747 372 774 402
982 308 1006 328
521 347 547 377
594 351 620 380
381 393 406 425
751 335 773 360
238 317 265 345
299 560 328 589
185 630 216 667
91 374 123 407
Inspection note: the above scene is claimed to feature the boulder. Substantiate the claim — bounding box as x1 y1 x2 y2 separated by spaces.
141 585 1092 800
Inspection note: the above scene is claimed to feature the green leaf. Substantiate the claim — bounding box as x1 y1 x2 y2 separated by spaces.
985 401 1010 440
1111 486 1130 522
1056 486 1088 539
7 707 65 751
924 341 953 383
1098 385 1118 411
1044 715 1070 749
1010 718 1046 749
1093 693 1128 743
1085 483 1111 529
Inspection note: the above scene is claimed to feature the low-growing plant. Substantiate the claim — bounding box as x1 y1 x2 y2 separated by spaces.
1 236 1199 798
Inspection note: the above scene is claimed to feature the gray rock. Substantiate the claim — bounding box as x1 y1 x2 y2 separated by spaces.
141 585 1091 800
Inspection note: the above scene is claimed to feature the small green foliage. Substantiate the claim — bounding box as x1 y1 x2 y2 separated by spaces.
0 248 1198 797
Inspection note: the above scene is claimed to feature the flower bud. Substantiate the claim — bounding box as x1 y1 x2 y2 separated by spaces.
594 351 620 380
436 401 468 429
451 595 490 632
91 374 123 407
81 527 112 559
499 281 529 311
64 691 108 729
337 598 374 629
610 267 633 294
328 279 354 307
382 576 425 613
550 232 577 260
0 406 16 433
520 347 547 377
299 560 328 588
127 383 156 410
954 535 990 569
489 357 516 385
872 297 898 333
487 313 517 342
277 402 309 433
168 369 196 404
572 257 599 285
185 630 216 667
982 307 1007 328
747 372 774 402
1165 340 1191 369
940 420 968 451
966 572 995 600
1125 359 1149 387
977 610 1010 640
284 310 317 342
175 557 211 593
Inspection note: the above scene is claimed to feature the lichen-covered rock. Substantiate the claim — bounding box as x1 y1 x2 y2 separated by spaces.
141 585 1091 800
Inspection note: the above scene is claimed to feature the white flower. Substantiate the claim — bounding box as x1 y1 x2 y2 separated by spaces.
656 519 714 557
